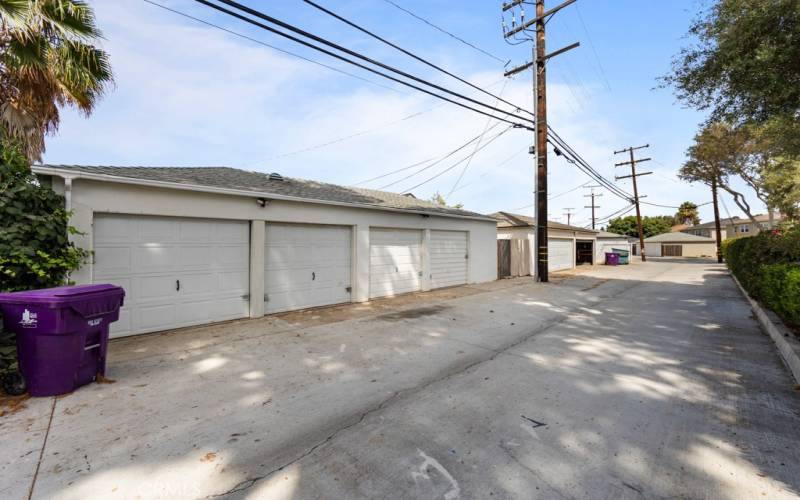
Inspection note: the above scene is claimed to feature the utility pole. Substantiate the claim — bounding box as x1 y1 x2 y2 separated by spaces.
614 145 652 262
583 185 602 229
503 0 579 282
563 208 575 226
711 177 723 263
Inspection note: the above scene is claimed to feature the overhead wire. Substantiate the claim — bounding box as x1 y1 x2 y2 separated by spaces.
448 144 529 195
141 0 405 95
377 122 503 189
301 0 531 118
401 126 514 192
378 0 507 63
447 79 510 198
195 0 534 129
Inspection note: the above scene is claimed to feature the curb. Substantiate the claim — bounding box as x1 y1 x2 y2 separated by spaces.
729 273 800 384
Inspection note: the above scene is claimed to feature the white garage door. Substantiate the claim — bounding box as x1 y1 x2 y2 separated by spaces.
548 238 573 272
93 214 250 338
370 228 422 298
430 230 468 289
264 223 352 314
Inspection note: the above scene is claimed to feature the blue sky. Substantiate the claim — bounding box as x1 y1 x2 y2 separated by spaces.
44 0 762 226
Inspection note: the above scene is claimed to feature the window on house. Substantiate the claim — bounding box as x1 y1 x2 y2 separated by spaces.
739 225 750 233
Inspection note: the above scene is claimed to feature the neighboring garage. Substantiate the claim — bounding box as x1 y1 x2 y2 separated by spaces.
595 230 634 264
34 166 497 337
644 232 717 258
491 211 598 275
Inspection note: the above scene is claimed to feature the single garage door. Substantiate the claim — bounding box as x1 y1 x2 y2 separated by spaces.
370 228 422 298
430 230 468 289
548 238 573 272
264 223 352 314
93 214 250 338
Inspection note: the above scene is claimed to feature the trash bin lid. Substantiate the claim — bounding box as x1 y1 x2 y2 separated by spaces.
0 284 124 308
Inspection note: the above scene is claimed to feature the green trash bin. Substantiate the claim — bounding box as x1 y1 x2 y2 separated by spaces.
612 248 630 265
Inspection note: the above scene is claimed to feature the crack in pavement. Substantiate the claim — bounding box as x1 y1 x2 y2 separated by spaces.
205 265 675 498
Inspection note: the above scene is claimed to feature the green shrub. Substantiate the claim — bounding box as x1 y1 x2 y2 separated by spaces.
725 225 800 327
0 139 90 292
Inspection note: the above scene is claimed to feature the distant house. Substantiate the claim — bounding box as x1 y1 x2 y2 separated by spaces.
725 213 784 238
680 218 737 241
491 212 598 275
643 232 717 258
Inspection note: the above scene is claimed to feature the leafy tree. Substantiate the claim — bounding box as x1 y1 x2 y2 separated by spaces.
662 0 800 125
0 0 113 161
674 201 700 225
429 191 463 209
680 122 762 223
607 215 674 238
0 133 89 291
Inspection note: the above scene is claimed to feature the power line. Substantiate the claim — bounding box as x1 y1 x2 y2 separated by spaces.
141 0 405 95
378 122 503 189
447 80 510 198
354 157 438 186
574 4 611 91
449 144 529 195
402 126 513 192
197 0 534 129
546 127 632 201
301 0 531 118
379 0 507 63
260 78 507 163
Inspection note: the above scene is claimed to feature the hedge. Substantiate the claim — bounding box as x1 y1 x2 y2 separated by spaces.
723 225 800 327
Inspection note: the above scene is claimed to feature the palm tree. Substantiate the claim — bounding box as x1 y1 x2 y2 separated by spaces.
0 0 112 161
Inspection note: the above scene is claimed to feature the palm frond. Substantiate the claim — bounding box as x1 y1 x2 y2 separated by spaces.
0 0 30 25
36 0 101 40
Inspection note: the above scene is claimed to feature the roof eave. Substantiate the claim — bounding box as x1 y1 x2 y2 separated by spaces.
33 166 495 222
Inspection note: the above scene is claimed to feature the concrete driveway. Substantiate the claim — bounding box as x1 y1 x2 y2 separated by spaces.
2 259 799 499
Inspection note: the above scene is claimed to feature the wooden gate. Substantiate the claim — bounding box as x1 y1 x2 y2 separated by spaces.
497 240 511 278
662 244 683 257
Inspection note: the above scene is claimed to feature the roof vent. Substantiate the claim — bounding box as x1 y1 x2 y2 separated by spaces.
268 172 284 181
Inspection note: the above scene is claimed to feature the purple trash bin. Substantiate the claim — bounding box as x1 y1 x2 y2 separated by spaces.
0 284 125 397
605 252 620 266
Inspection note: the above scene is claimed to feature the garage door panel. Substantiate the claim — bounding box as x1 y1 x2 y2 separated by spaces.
137 275 179 302
370 228 423 298
94 216 138 244
133 245 180 273
94 215 250 337
93 246 132 276
138 303 177 331
548 239 572 272
140 218 178 242
219 270 248 293
265 224 352 314
179 220 212 242
430 230 467 289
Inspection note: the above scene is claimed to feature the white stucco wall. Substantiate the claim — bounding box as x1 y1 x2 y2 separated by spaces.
51 177 497 314
596 238 632 263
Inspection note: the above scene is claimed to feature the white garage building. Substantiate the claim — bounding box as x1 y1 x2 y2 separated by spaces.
491 212 598 274
595 231 634 263
34 166 498 337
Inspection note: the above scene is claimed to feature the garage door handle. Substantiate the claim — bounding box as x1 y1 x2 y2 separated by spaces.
176 279 180 292
312 272 316 281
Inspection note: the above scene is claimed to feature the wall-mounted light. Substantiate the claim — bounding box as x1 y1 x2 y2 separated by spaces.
256 198 270 208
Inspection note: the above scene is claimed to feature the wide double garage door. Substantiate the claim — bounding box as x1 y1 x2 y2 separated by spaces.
94 214 250 338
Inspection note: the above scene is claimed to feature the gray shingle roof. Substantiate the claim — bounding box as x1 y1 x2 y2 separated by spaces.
35 165 491 219
644 232 715 243
489 211 598 234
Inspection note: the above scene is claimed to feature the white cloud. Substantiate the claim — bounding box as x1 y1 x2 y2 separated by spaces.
44 0 765 225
